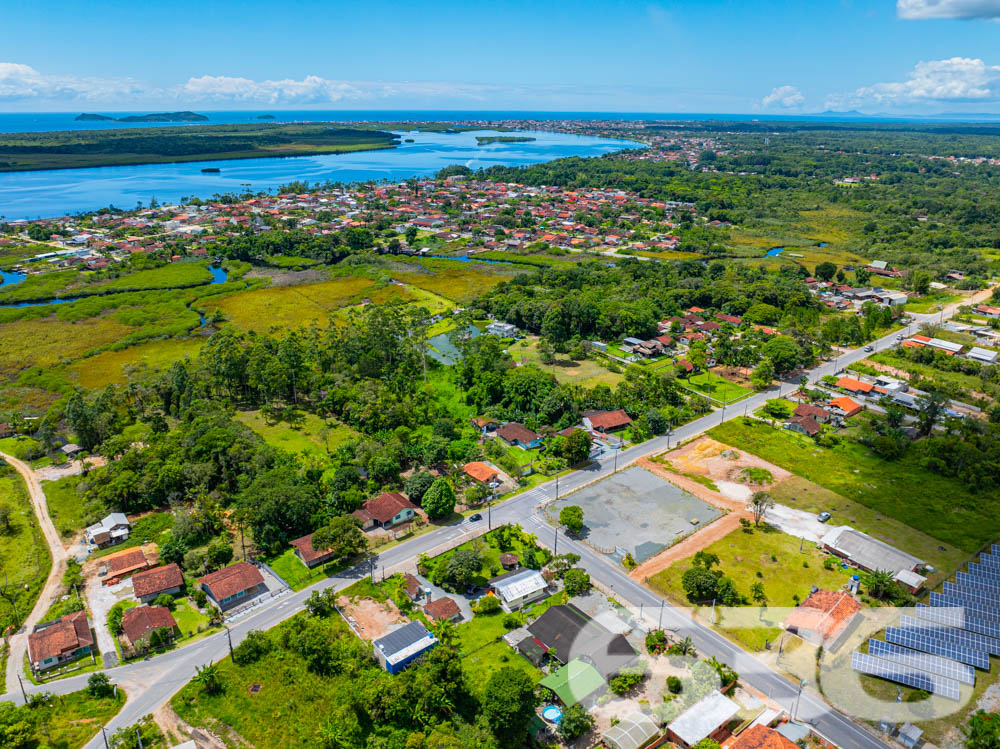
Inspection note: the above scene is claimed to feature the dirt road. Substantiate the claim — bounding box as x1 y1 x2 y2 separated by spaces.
2 451 70 690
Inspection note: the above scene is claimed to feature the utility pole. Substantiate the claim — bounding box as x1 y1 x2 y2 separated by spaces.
488 489 494 529
613 444 618 473
553 525 558 555
101 726 110 749
658 601 664 629
240 521 247 561
136 726 144 749
16 673 27 702
225 626 234 658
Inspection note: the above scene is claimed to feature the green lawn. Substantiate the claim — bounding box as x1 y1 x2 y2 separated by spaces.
264 547 346 591
235 409 358 460
0 465 51 635
903 291 960 314
91 511 173 558
507 338 624 389
709 418 995 552
682 371 753 403
171 596 214 638
650 525 855 650
44 474 90 538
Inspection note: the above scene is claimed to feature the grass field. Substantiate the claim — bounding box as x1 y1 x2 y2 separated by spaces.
650 525 854 650
682 371 753 403
0 465 51 634
392 261 520 304
507 338 624 388
768 476 967 583
709 418 993 552
0 314 134 375
21 688 126 749
904 291 961 313
264 547 342 591
43 474 90 538
235 410 358 459
65 336 205 389
171 596 215 638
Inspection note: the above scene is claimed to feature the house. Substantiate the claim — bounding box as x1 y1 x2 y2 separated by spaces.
792 403 831 423
496 422 542 449
878 291 908 307
897 723 924 749
105 548 150 582
489 568 549 611
27 610 94 673
463 461 499 485
85 512 131 548
974 304 1000 318
373 620 437 674
665 690 740 748
198 561 266 609
131 563 184 603
784 589 861 647
717 313 743 326
60 443 83 457
728 724 799 749
582 409 633 433
120 605 178 650
352 492 419 530
828 396 862 418
538 658 606 707
470 416 498 435
821 526 926 591
291 532 338 568
784 414 822 437
526 603 638 678
401 573 423 601
968 346 999 364
423 595 463 623
486 321 517 337
603 712 661 749
835 376 874 395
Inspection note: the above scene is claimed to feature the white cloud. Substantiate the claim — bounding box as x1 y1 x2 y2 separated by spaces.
0 62 145 102
179 75 370 104
897 0 1000 19
761 85 805 109
827 57 1000 109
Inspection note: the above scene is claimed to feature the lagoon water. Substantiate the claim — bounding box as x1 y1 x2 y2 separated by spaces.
0 128 638 220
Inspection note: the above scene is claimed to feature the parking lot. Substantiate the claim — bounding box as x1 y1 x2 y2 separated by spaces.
550 465 721 563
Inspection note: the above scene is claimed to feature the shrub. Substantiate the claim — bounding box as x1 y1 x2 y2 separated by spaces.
563 568 591 595
193 589 208 608
475 595 502 615
232 630 272 666
645 629 669 655
667 675 683 694
153 593 176 610
88 672 114 698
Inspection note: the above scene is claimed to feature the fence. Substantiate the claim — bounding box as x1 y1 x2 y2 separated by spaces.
223 586 291 620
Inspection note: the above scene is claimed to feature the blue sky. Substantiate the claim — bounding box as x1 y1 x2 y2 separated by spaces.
3 0 1000 113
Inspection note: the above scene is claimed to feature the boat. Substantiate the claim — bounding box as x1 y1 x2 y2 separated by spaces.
201 167 221 173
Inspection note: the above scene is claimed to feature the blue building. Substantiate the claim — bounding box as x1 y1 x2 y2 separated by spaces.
373 621 437 674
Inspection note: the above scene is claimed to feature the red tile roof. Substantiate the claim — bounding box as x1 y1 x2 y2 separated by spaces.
423 596 461 621
290 533 335 565
464 461 499 484
585 409 633 431
107 548 149 577
729 724 799 749
28 610 93 663
828 396 862 416
199 562 264 602
784 589 861 642
835 376 873 393
793 403 830 421
357 492 417 524
496 422 540 444
131 563 183 599
121 605 176 644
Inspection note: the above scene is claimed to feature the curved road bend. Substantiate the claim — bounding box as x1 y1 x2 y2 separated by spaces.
3 291 992 748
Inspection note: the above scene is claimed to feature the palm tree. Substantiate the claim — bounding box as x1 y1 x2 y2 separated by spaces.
865 569 896 600
194 662 222 695
674 636 696 657
431 618 458 647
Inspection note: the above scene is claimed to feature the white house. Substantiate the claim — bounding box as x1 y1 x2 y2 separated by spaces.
489 568 548 611
85 512 131 548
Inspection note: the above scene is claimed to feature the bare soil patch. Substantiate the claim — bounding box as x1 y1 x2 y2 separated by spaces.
244 267 328 287
664 436 791 499
336 595 407 641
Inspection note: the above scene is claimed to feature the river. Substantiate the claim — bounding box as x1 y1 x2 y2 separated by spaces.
0 128 639 220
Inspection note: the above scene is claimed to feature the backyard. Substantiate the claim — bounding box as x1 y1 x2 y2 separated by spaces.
507 337 624 389
709 418 993 552
265 547 344 591
681 370 753 403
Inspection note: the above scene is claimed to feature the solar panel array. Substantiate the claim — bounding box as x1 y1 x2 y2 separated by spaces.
851 550 1000 697
852 652 961 700
868 638 975 685
886 626 990 670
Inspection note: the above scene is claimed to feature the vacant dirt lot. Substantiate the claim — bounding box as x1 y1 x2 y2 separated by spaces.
664 436 791 503
336 596 407 641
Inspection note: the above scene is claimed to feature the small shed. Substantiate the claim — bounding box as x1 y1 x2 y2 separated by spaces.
538 658 605 707
899 723 923 748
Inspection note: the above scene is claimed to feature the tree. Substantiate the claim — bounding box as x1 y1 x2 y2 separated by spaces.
0 506 11 533
557 703 595 740
918 390 948 436
559 505 584 535
404 471 435 504
0 702 34 749
88 672 114 698
310 515 368 565
431 617 458 647
855 266 872 285
645 408 669 435
865 569 897 600
109 716 168 749
421 478 456 519
750 357 775 390
762 337 800 375
480 667 540 746
405 225 419 246
748 491 774 527
814 262 837 281
750 581 767 607
692 551 720 570
561 428 592 464
153 593 176 609
668 636 696 657
681 567 718 601
194 662 223 694
693 740 722 749
563 568 591 595
232 630 272 665
445 548 481 587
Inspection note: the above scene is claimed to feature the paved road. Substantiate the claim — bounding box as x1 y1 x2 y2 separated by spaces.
4 291 991 748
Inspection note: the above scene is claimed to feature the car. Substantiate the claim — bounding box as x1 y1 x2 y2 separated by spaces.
817 511 832 523
896 334 903 341
468 513 482 522
863 345 873 352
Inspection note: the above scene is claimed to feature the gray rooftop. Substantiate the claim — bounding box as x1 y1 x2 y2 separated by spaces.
667 690 739 746
373 620 434 657
822 526 924 575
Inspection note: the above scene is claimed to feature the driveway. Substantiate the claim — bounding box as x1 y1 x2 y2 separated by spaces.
85 576 133 667
765 504 830 543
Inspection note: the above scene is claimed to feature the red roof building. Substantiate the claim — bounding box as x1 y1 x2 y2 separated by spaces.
423 596 462 622
835 376 873 394
583 409 633 432
106 548 150 581
784 589 861 646
198 562 265 608
352 492 419 529
291 532 339 568
729 724 799 749
464 461 499 484
828 396 862 418
131 563 184 602
27 610 94 672
120 605 177 647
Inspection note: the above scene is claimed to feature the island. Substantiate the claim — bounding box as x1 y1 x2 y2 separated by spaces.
475 135 536 145
0 123 402 172
74 113 115 121
257 114 276 120
75 111 209 123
